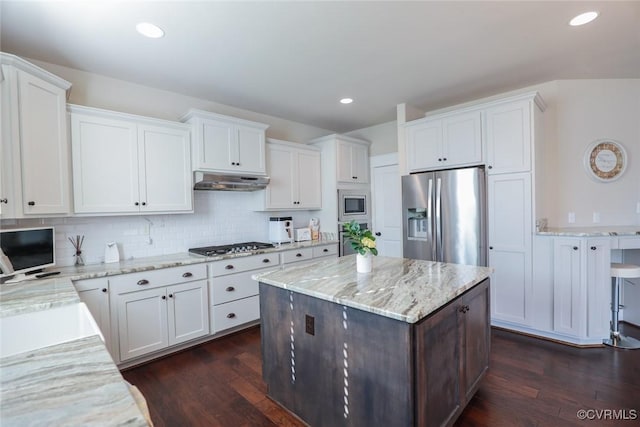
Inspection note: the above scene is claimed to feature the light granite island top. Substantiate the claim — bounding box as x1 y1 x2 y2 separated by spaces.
253 254 493 323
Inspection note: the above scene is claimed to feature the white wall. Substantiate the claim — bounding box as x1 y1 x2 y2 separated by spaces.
345 120 397 156
549 79 640 227
29 58 334 143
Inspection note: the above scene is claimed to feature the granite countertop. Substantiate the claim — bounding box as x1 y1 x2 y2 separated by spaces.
0 240 339 426
0 335 148 426
537 226 640 237
253 255 492 324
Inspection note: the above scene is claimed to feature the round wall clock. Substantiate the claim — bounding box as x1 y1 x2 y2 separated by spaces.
584 140 627 182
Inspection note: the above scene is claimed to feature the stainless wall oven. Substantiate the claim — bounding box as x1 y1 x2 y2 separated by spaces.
339 222 369 257
338 189 370 223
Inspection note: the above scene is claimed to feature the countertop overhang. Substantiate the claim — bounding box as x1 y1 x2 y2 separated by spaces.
253 255 493 323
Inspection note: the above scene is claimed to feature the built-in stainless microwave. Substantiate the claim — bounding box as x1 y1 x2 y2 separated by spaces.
338 189 370 222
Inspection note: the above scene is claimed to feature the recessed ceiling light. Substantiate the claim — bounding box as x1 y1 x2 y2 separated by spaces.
569 11 599 26
340 98 354 104
136 22 165 38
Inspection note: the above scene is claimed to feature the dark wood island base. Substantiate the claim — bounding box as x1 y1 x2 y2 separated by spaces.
259 278 490 427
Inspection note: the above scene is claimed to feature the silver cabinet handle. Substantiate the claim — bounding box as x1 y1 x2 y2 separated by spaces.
137 279 149 286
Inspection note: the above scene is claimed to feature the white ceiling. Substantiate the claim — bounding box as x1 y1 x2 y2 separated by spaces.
1 1 639 133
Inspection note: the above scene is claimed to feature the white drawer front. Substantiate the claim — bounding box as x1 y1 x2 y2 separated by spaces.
209 253 279 277
618 237 640 250
110 264 207 294
212 295 260 334
211 270 259 305
281 247 314 264
313 244 338 258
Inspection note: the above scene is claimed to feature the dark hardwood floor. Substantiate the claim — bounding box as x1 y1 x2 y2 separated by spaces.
123 324 640 427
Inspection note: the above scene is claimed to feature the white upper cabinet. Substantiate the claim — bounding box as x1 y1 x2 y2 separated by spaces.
405 111 482 172
181 109 268 175
485 100 532 174
337 139 369 184
0 54 72 217
70 105 192 215
260 139 321 210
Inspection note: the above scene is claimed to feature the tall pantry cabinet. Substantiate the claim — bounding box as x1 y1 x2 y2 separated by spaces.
0 53 72 218
485 94 545 329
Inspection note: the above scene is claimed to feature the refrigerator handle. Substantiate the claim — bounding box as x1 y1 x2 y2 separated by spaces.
427 178 435 257
435 177 442 262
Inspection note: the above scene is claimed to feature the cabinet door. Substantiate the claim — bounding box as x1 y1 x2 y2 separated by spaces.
337 141 369 183
17 70 70 215
235 124 266 174
442 111 482 167
586 238 611 339
485 100 531 174
71 114 139 213
138 124 192 212
265 144 296 209
460 280 490 403
116 287 168 361
0 67 17 218
167 280 209 345
553 239 585 336
199 118 234 171
415 297 461 427
406 120 442 172
74 278 112 355
297 149 322 208
488 173 532 325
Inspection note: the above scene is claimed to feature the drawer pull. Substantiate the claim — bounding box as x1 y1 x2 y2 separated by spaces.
225 264 234 270
296 253 303 257
137 279 149 286
226 286 235 292
227 313 236 319
573 246 579 251
323 248 329 253
101 288 107 293
182 272 193 278
262 258 271 263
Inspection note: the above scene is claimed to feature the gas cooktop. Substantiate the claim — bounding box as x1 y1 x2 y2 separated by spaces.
189 241 275 257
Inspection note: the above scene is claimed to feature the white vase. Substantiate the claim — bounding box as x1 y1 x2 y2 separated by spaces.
356 252 372 273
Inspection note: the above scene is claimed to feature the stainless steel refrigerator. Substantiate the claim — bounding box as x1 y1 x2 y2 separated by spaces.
402 166 486 266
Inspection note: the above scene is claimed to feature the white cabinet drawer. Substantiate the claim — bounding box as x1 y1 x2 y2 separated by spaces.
209 253 279 277
212 295 260 334
313 244 338 258
281 247 314 264
210 270 259 305
617 237 640 250
109 264 207 294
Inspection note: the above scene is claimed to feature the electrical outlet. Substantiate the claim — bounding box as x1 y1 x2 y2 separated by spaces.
305 314 315 336
568 212 576 224
593 212 600 223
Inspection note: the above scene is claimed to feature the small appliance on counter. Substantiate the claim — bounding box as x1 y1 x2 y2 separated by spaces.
269 217 293 244
309 217 320 240
295 228 311 242
104 242 120 263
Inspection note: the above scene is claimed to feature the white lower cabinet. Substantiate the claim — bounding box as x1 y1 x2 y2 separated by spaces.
110 264 208 363
281 243 338 266
73 278 112 356
552 237 611 340
208 253 279 334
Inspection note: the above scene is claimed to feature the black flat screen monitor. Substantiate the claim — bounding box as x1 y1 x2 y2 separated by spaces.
0 227 55 278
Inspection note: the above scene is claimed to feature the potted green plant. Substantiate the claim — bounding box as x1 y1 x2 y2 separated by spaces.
344 221 378 272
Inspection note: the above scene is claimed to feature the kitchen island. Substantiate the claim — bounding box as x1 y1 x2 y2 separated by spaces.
254 255 492 427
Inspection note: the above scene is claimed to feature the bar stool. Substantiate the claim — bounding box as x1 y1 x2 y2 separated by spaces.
604 263 640 349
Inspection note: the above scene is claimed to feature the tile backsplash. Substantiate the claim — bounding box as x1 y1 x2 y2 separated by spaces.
1 191 317 267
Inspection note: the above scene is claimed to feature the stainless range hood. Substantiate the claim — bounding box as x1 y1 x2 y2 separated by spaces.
193 172 269 191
